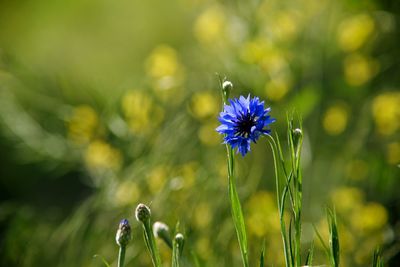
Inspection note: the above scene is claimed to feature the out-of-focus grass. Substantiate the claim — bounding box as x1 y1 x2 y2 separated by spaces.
0 0 399 266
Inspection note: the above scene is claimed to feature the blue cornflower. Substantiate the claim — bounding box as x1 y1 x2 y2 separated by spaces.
216 95 275 156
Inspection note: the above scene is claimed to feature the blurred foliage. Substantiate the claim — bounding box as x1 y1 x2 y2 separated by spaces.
0 0 399 266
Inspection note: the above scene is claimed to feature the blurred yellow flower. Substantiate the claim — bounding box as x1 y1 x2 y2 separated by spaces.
387 142 400 165
270 11 300 41
351 202 388 232
193 202 212 229
331 187 364 214
195 237 212 257
265 75 292 102
193 5 226 44
122 90 164 134
67 105 99 144
240 38 271 64
344 53 379 86
246 191 280 237
372 92 400 136
198 121 220 146
84 140 122 172
322 104 349 135
147 165 168 194
145 45 184 92
337 14 375 52
190 92 219 120
115 180 141 206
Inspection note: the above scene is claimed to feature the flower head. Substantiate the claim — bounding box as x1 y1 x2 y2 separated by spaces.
116 219 132 247
135 203 151 223
216 95 275 156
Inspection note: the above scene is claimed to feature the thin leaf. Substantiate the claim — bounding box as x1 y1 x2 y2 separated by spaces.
312 223 330 260
328 208 340 267
225 145 249 267
93 254 111 267
305 241 314 266
259 239 266 267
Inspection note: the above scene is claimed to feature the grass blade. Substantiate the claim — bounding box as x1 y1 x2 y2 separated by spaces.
259 239 266 267
227 145 249 267
327 208 340 267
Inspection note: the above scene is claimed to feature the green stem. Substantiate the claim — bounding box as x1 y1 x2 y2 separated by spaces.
143 220 162 267
226 145 249 267
118 246 126 267
267 135 291 267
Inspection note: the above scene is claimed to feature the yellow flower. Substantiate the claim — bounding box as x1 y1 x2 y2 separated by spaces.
240 38 272 64
265 75 292 102
198 121 220 146
121 90 164 134
337 14 375 52
147 165 168 194
351 202 388 232
67 105 99 144
322 104 349 135
246 191 280 237
190 92 219 120
84 140 122 172
344 53 379 86
193 202 212 229
372 92 400 136
145 45 184 92
193 5 226 44
331 187 364 214
115 181 141 206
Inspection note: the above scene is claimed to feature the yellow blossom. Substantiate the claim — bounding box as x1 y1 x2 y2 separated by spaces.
147 165 168 194
67 105 99 144
198 121 220 146
372 92 400 135
331 187 364 214
344 53 379 86
115 180 141 206
351 202 388 232
145 45 184 92
246 191 280 237
84 140 122 172
323 104 349 135
121 90 164 134
190 92 218 120
193 5 226 44
337 14 375 52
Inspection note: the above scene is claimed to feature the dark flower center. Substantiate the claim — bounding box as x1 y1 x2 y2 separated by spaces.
235 113 256 137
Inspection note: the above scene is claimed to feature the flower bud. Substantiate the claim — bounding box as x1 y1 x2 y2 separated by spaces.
292 128 303 154
153 221 172 248
135 203 151 223
222 80 233 92
221 80 233 101
116 219 131 247
174 233 184 253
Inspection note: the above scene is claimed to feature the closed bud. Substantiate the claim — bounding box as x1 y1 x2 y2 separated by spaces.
222 80 233 101
135 203 151 223
174 233 185 253
116 219 131 247
292 128 302 155
153 221 172 248
222 80 233 92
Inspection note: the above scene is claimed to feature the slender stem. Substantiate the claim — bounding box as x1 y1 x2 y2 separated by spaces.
118 246 126 267
143 220 162 267
227 145 249 267
267 135 291 267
